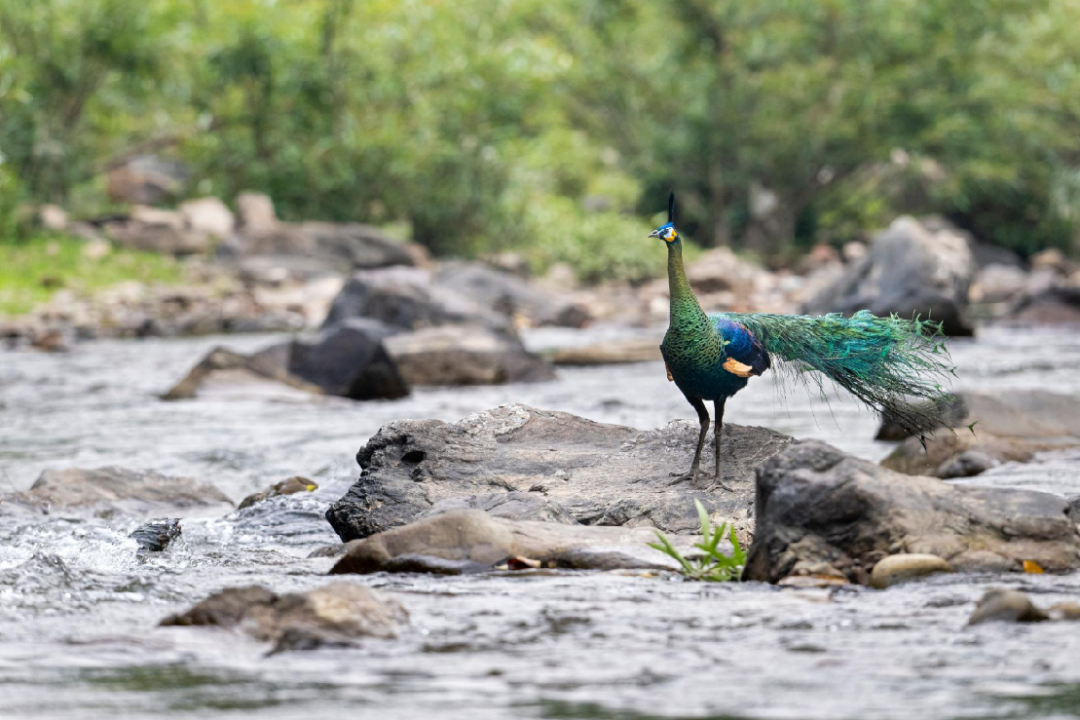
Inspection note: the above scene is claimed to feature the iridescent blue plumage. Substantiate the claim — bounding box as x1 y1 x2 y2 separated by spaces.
651 192 954 489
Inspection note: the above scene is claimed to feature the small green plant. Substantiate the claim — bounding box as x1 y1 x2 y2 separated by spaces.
648 499 746 582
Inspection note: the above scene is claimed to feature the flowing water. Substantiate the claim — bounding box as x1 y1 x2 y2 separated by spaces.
1 327 1080 719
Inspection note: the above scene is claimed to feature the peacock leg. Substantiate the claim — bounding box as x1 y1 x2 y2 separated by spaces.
709 399 733 492
669 396 709 485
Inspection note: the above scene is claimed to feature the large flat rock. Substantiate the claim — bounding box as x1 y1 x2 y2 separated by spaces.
325 404 794 541
330 509 703 574
745 440 1080 584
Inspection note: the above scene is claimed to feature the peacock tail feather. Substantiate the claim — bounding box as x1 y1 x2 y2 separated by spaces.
715 310 955 438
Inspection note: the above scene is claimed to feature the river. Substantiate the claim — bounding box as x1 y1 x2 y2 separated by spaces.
1 327 1079 719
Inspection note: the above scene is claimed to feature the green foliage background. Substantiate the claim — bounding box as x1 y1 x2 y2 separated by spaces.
3 0 1080 278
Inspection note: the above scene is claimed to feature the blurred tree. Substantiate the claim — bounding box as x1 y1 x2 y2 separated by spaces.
2 0 1080 266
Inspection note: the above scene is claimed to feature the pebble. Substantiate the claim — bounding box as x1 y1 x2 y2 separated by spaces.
968 589 1049 625
870 554 952 589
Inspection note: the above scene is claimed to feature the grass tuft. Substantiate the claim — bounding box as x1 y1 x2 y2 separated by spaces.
648 499 746 582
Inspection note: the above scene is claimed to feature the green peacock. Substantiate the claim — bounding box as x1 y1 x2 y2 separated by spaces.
651 192 954 490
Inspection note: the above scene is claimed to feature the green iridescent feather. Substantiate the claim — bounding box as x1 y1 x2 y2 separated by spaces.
716 310 955 437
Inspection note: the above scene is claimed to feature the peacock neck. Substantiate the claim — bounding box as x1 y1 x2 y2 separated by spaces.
667 240 710 331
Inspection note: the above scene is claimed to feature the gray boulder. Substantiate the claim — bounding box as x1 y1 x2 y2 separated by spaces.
160 582 408 652
436 261 590 328
265 319 409 399
330 509 703 575
3 467 233 519
164 320 409 401
321 267 511 333
744 440 1080 584
802 216 975 336
325 404 793 542
385 326 555 386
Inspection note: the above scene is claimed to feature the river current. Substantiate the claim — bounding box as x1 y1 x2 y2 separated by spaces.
1 327 1079 719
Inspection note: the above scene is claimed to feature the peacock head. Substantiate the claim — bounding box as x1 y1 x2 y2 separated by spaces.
648 192 679 243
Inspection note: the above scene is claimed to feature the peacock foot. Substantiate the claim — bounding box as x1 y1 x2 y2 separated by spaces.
668 470 700 486
705 474 734 493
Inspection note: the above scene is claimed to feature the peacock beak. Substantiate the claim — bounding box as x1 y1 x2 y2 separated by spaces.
648 229 661 238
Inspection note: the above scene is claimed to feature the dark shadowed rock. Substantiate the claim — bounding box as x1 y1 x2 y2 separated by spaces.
968 589 1048 625
239 477 319 510
2 467 233 519
802 216 975 336
266 319 409 400
883 390 1080 476
129 518 182 553
435 261 590 328
165 320 409 401
330 510 702 575
744 440 1080 584
325 404 793 542
160 582 407 651
384 326 555 385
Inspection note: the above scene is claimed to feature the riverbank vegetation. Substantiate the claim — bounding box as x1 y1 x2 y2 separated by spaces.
3 0 1080 278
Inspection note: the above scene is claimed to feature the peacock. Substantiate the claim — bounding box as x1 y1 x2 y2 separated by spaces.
650 192 954 490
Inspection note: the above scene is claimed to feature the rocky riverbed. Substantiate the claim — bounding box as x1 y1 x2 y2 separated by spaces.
2 326 1080 719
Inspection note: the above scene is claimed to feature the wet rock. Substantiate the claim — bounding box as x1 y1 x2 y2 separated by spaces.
882 390 1080 476
548 337 662 366
325 404 793 541
160 582 407 651
330 509 701 575
869 554 952 589
321 267 511 334
129 518 182 553
4 467 233 519
266 319 409 399
968 589 1048 625
384 326 555 386
239 477 319 510
435 261 590 328
166 320 409 401
802 216 976 336
936 450 999 479
744 440 1080 584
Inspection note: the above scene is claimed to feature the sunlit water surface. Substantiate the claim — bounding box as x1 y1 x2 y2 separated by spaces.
1 327 1079 720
